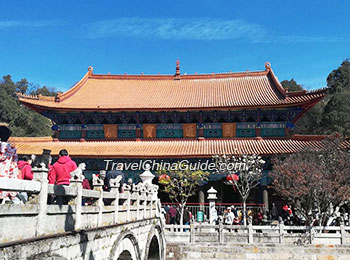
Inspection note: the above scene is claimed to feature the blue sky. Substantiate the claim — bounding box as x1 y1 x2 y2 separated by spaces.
0 0 349 91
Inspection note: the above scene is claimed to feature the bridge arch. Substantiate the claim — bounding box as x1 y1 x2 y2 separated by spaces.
144 225 165 260
109 231 141 260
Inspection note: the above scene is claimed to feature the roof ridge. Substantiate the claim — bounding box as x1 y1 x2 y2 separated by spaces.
17 93 55 102
90 70 269 80
56 67 93 102
265 62 287 98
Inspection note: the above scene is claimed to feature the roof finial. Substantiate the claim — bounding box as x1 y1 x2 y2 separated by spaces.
175 58 180 76
265 62 271 70
88 66 94 74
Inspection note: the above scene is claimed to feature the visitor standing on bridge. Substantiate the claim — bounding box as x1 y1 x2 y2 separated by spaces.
48 149 77 204
18 156 33 180
48 149 77 186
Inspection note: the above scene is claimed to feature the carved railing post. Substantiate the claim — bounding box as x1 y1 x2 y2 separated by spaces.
70 163 85 231
248 219 253 244
153 185 159 218
340 218 345 245
93 170 106 227
110 176 122 224
218 222 224 243
132 183 140 221
190 223 195 244
32 165 49 237
123 183 131 222
141 184 148 219
279 219 284 244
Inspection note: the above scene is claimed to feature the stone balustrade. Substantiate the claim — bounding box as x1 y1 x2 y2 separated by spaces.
164 223 350 245
0 165 162 245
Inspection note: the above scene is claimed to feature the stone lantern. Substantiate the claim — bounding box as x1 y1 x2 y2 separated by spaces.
139 164 154 185
207 186 217 224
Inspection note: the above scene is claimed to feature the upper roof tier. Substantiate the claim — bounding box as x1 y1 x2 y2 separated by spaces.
18 63 326 112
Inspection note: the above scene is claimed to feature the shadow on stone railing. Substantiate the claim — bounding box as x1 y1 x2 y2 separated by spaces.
0 164 161 244
164 223 350 245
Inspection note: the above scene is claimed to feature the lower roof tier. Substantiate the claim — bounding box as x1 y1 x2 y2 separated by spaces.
9 135 347 158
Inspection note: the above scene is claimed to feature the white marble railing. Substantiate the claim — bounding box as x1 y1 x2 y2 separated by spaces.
0 166 161 244
164 223 350 245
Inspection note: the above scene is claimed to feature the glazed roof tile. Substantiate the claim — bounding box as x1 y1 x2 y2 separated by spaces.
17 64 326 112
8 136 342 158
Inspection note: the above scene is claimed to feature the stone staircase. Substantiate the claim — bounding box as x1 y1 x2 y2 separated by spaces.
166 243 350 260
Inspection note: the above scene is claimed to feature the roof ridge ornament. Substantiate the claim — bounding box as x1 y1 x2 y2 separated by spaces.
55 92 62 102
265 62 271 70
88 66 94 74
174 58 180 80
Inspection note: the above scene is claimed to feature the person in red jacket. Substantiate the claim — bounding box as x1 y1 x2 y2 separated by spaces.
48 149 77 185
18 156 33 180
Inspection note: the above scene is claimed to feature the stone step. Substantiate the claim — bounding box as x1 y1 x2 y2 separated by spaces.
166 243 350 260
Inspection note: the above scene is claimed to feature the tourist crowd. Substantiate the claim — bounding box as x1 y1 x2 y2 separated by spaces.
0 125 99 204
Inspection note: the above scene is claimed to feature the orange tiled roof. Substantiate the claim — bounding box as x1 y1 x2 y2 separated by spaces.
17 63 326 112
8 136 344 158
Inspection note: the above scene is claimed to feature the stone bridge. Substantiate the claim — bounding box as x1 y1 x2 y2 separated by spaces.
0 166 166 260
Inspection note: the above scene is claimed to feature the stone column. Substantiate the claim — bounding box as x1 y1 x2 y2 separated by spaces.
263 187 269 213
123 184 131 222
207 187 217 225
93 171 106 227
110 176 122 224
198 187 205 212
32 165 49 237
70 164 85 231
132 184 140 221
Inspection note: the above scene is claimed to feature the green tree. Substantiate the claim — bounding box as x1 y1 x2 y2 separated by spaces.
281 79 304 92
282 60 350 136
16 79 29 94
30 85 56 96
0 75 55 137
293 102 326 135
321 90 350 136
320 60 350 136
157 162 209 225
327 59 350 94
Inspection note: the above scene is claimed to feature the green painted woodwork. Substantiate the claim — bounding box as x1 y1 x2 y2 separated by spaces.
236 123 256 137
260 122 285 137
118 125 138 138
261 128 285 137
236 129 256 137
86 130 104 139
203 123 222 138
156 124 183 138
59 130 82 139
86 124 104 139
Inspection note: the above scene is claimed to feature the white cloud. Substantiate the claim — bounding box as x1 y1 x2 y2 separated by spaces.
86 17 348 44
86 17 267 41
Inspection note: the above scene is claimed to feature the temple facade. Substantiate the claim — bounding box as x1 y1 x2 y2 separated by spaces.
13 61 327 207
